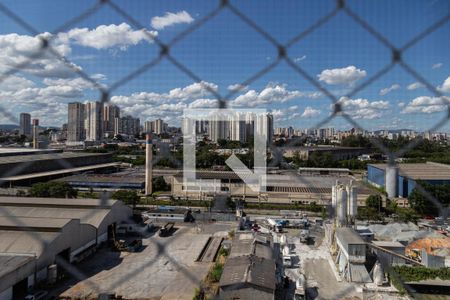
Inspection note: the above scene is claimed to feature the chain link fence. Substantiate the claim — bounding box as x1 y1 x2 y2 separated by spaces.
0 0 449 299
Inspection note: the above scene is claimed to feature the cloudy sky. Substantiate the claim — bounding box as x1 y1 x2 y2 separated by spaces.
0 0 449 131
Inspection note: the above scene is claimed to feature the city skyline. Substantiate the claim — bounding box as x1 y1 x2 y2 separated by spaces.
0 0 449 132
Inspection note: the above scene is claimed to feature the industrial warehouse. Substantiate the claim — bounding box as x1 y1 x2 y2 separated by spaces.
0 149 119 187
0 197 131 300
367 162 450 198
172 170 373 206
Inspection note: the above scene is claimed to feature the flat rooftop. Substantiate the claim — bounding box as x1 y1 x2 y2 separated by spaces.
368 162 450 180
336 227 365 246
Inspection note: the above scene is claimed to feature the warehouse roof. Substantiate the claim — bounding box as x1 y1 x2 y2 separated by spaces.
0 162 120 181
0 255 35 279
0 148 62 157
367 162 450 180
0 216 73 231
0 207 111 230
0 152 111 165
0 230 60 256
219 255 276 290
0 196 117 208
230 233 274 260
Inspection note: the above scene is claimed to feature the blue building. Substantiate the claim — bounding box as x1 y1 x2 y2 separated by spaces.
367 162 450 198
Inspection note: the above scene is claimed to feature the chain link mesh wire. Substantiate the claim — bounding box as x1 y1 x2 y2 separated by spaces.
0 0 449 299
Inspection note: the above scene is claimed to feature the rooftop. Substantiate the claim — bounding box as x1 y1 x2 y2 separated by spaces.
368 162 450 180
0 148 62 157
0 254 35 279
336 227 365 246
0 196 117 208
219 255 276 290
372 241 405 248
230 232 274 260
0 216 73 231
0 151 111 165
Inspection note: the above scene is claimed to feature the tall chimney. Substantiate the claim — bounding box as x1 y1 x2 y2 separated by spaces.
32 119 39 149
145 133 153 195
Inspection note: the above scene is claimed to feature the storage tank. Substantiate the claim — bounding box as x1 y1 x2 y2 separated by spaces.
349 186 358 218
337 186 347 225
386 165 398 198
331 185 337 209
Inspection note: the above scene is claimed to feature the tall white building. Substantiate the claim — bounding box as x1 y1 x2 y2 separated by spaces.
19 113 31 136
255 113 273 145
85 101 104 141
67 102 85 142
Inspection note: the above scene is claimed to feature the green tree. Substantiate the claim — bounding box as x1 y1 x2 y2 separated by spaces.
408 181 450 216
366 194 382 210
30 182 77 198
111 189 140 208
152 176 170 192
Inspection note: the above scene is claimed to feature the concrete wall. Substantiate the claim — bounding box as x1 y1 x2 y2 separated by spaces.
0 287 12 300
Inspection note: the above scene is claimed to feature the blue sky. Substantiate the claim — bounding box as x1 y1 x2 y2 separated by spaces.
0 0 449 132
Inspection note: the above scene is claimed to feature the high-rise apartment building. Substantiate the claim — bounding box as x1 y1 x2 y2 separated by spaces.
104 104 120 135
19 113 31 136
67 102 85 142
85 101 104 141
114 115 140 136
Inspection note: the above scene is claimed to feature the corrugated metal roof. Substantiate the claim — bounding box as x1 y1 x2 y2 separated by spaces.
0 206 111 229
0 254 35 278
368 162 450 180
0 216 72 230
0 152 110 165
0 196 117 208
336 228 365 246
219 255 276 290
0 230 60 256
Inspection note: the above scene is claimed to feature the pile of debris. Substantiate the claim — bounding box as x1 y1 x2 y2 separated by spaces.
368 222 441 242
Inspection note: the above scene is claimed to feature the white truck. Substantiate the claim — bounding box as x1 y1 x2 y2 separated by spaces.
283 255 292 268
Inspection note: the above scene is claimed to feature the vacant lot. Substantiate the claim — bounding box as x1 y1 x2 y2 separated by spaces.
59 224 220 300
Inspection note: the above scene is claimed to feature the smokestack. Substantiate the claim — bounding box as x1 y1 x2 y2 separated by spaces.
145 133 153 195
32 119 39 149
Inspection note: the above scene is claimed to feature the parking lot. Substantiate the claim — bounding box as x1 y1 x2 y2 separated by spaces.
280 225 362 300
55 222 232 299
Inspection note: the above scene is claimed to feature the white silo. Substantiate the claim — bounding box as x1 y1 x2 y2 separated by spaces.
337 186 347 225
386 165 398 198
349 186 358 218
331 185 337 209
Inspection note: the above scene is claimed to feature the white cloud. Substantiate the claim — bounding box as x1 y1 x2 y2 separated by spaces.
432 63 443 69
294 55 306 62
437 76 450 93
227 83 248 92
379 83 400 96
0 32 80 78
0 75 35 91
401 96 449 114
317 66 366 86
231 84 304 107
62 23 157 50
337 97 389 119
407 82 424 90
151 11 194 30
301 106 321 118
